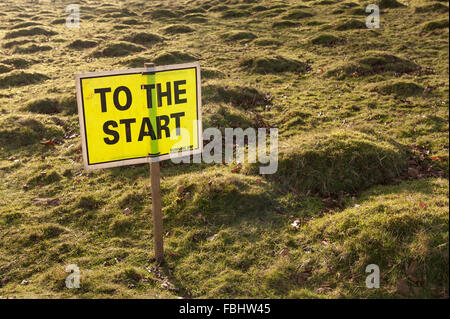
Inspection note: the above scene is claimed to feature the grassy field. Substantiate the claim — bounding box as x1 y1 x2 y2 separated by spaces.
0 0 448 298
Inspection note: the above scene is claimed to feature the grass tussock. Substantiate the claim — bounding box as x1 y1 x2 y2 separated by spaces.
221 9 251 18
26 170 62 188
68 39 98 49
253 38 282 46
77 195 104 210
378 0 406 8
422 19 449 32
0 115 64 148
184 13 208 23
4 27 57 39
24 95 77 115
0 63 12 74
203 84 270 108
162 24 194 35
311 33 342 46
335 19 366 31
8 22 41 30
91 42 146 57
121 32 164 46
203 103 254 129
153 51 197 65
262 129 408 195
0 0 447 299
144 9 180 19
13 44 52 54
272 20 301 28
292 178 449 298
372 81 424 97
2 39 35 49
117 56 151 68
327 52 420 78
50 18 66 25
0 71 49 88
201 68 225 79
18 224 67 246
282 9 314 20
415 3 449 13
221 31 257 42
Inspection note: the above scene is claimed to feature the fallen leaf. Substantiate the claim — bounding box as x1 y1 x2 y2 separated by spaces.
207 234 218 242
408 167 419 178
291 219 301 230
405 261 418 276
166 251 179 257
32 198 60 206
40 139 56 146
396 279 410 297
159 277 178 291
411 286 422 296
430 286 447 298
419 202 427 208
279 248 290 257
316 284 332 293
297 272 311 285
231 164 242 173
406 261 421 283
196 214 207 223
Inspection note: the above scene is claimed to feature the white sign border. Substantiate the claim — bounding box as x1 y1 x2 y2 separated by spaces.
75 62 203 170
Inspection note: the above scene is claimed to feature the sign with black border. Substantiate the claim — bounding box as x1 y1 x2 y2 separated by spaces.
75 62 202 170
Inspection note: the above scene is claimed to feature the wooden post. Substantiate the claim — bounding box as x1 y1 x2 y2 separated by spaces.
144 62 164 263
150 161 163 263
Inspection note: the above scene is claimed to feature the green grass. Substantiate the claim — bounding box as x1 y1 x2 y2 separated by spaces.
0 71 49 88
311 33 342 46
4 26 57 39
91 42 146 57
249 129 408 195
162 24 195 35
422 19 449 32
240 55 310 74
326 52 420 78
121 32 165 46
0 0 448 299
373 81 424 97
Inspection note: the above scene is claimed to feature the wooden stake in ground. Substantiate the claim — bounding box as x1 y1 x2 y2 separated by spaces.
144 62 164 263
150 160 163 263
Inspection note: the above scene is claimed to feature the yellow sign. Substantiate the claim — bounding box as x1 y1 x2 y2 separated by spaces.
75 62 202 170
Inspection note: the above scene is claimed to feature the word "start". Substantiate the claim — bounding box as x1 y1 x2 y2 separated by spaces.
92 80 189 144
